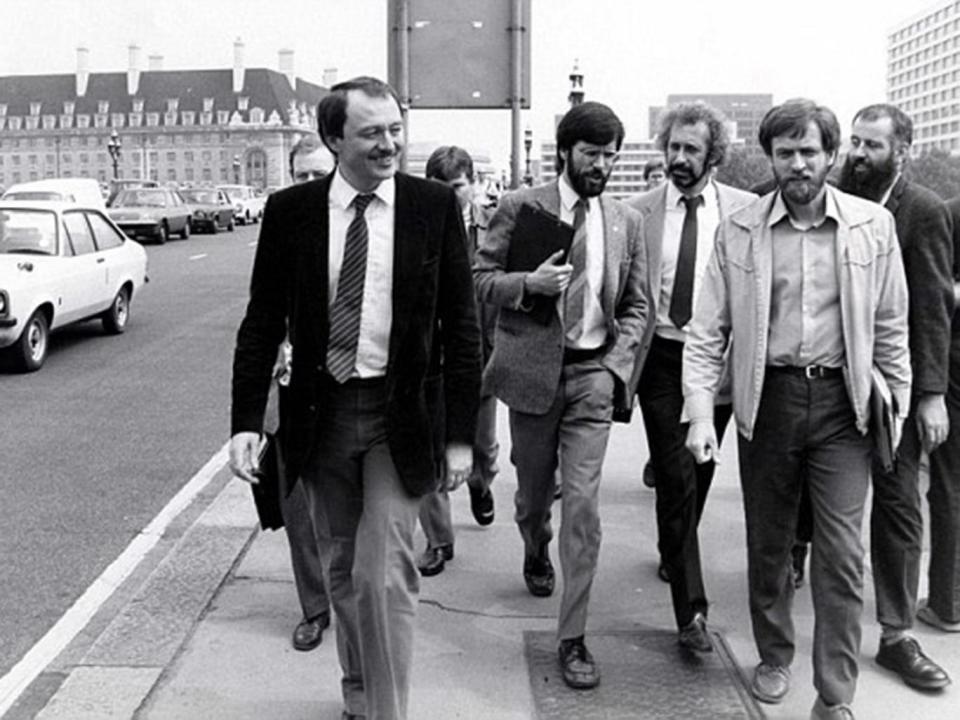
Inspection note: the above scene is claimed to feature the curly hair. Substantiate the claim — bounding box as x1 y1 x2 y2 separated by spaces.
655 102 730 168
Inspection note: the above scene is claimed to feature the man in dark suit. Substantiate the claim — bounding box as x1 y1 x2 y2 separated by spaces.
230 77 481 720
475 101 648 690
921 196 960 634
839 103 953 691
627 102 755 652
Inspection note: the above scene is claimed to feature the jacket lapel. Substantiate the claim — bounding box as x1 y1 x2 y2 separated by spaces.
388 174 428 369
600 196 623 319
643 186 667 310
300 175 333 352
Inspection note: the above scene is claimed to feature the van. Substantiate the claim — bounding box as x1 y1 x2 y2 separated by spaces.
2 178 107 210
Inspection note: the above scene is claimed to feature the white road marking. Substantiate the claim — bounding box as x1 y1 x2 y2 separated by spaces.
189 253 208 260
0 442 231 717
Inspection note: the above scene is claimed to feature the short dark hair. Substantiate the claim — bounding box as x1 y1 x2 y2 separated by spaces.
288 133 325 178
316 76 403 154
852 103 913 149
555 101 624 173
643 157 666 180
655 102 730 168
425 145 474 183
758 98 841 156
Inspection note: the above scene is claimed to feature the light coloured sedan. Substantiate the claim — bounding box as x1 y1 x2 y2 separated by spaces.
0 201 148 372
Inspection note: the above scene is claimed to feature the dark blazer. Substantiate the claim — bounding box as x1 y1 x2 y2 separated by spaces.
231 173 482 498
885 176 954 396
474 180 649 415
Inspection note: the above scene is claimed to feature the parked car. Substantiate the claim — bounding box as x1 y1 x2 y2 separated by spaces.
0 201 148 372
2 178 107 210
180 188 235 233
106 178 160 206
107 188 192 244
218 184 265 225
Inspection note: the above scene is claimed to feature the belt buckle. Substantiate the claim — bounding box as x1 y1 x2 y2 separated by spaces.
804 365 821 379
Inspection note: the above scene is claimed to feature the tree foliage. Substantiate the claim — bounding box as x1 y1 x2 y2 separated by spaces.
904 150 960 201
715 146 772 192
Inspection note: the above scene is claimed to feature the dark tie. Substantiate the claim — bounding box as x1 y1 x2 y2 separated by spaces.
327 193 375 383
565 199 588 341
669 194 703 330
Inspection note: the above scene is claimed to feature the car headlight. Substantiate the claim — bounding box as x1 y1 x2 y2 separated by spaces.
0 291 7 316
193 210 208 219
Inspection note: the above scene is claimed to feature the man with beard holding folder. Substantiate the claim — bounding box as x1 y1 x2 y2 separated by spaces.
475 101 648 690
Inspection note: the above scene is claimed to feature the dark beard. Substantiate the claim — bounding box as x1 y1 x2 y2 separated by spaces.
569 166 609 198
838 155 896 202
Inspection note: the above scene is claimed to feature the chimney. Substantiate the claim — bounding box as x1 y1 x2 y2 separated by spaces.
322 67 338 88
233 37 245 93
148 54 163 71
127 43 141 95
76 45 90 97
278 49 295 89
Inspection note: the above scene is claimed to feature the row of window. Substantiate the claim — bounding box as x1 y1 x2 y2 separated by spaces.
0 97 255 118
889 74 960 103
0 133 252 150
0 149 233 166
890 2 960 45
0 108 280 131
0 166 236 186
889 51 960 85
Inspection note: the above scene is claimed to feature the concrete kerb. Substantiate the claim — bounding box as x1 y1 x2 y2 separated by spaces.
31 476 260 720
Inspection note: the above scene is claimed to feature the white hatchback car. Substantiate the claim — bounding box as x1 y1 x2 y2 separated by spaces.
0 201 148 372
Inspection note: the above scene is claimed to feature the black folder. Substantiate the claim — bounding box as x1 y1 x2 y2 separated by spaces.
870 366 897 473
506 204 575 325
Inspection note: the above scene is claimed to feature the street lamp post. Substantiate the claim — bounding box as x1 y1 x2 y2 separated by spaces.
107 129 122 179
232 155 241 184
523 126 533 186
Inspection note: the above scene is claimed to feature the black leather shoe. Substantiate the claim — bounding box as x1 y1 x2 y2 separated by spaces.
678 612 713 653
469 484 495 526
523 551 555 597
292 610 330 651
657 563 670 583
417 544 453 577
558 636 600 689
876 637 951 690
341 712 365 720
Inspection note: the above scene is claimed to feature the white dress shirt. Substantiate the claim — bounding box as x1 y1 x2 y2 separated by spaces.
655 180 721 342
558 174 606 349
328 169 395 378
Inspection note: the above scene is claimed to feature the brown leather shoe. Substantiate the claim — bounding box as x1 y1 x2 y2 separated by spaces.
558 636 600 689
292 610 330 651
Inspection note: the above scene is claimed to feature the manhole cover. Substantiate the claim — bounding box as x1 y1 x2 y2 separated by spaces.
525 628 765 719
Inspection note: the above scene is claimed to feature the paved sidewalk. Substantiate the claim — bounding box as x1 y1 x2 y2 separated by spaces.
21 406 960 719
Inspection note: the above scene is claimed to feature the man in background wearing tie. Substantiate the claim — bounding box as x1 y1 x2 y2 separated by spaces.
230 77 481 720
475 101 648 690
627 102 755 651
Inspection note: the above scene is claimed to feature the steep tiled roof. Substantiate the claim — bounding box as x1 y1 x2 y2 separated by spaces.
0 68 326 121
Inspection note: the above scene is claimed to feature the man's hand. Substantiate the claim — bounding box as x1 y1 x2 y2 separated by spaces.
229 431 262 485
443 441 474 492
685 420 718 464
916 393 949 453
523 249 572 297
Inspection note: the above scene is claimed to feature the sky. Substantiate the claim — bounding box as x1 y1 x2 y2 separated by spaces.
0 0 935 169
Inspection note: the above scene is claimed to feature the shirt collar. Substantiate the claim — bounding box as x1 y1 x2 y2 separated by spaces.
768 186 840 229
330 168 396 210
666 178 714 211
880 172 902 207
558 173 597 214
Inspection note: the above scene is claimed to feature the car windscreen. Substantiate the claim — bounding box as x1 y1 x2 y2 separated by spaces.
222 188 247 200
0 209 58 255
115 189 167 207
181 191 218 204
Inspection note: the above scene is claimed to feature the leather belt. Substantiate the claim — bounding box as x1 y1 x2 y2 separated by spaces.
563 346 605 365
766 365 843 380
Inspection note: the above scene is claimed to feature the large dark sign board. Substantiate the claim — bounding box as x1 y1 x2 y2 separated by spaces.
388 0 531 109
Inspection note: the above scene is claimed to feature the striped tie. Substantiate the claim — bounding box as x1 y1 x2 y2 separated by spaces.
564 199 588 342
327 193 375 383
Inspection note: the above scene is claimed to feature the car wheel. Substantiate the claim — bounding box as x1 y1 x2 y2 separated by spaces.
14 309 49 372
180 219 191 240
245 210 251 225
209 218 219 234
157 222 169 245
102 287 130 334
227 216 235 232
